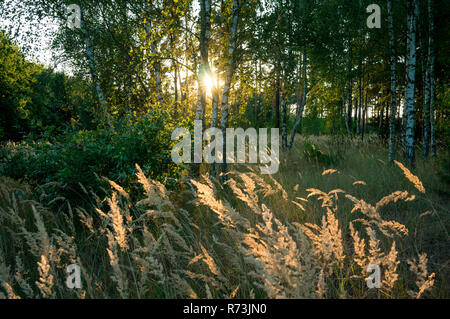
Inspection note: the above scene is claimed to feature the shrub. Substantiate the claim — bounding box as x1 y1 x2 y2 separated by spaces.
302 140 337 166
0 114 179 202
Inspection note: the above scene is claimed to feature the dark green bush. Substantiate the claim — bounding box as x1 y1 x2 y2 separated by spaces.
302 140 337 166
0 114 180 202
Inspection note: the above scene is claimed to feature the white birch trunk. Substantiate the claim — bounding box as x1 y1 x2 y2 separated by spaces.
404 0 418 166
288 47 307 150
195 0 211 125
192 0 212 177
80 12 110 127
219 0 239 180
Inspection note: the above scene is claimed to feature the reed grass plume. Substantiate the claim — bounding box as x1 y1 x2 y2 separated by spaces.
0 154 444 299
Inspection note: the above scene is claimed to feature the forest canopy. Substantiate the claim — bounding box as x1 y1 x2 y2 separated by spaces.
0 0 448 301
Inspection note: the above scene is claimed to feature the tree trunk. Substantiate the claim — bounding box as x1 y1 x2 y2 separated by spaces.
428 0 436 157
145 3 163 105
211 72 220 127
288 47 307 149
402 100 407 150
281 87 287 149
385 101 390 139
421 6 430 157
255 60 261 129
388 0 397 161
172 34 179 119
379 106 384 137
195 0 211 125
192 0 212 177
218 0 239 181
274 71 281 128
404 0 418 166
357 73 362 136
346 39 353 139
422 56 430 157
345 87 353 139
362 87 367 141
80 11 110 127
208 72 220 178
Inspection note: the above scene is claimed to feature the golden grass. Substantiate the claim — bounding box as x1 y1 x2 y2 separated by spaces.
0 135 448 299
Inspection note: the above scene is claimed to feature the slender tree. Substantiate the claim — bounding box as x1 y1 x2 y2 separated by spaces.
428 0 436 157
288 47 307 150
80 7 110 127
388 0 397 162
357 67 362 136
192 0 212 177
195 0 211 125
145 2 163 105
422 34 431 157
404 0 418 166
219 0 240 180
345 40 353 140
281 85 288 148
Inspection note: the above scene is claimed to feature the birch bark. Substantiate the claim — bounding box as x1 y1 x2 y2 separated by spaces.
80 10 110 126
219 0 239 180
404 0 418 166
288 47 307 150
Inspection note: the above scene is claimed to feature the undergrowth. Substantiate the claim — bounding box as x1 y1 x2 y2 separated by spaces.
0 137 446 298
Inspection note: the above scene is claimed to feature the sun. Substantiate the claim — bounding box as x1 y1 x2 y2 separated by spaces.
203 74 214 94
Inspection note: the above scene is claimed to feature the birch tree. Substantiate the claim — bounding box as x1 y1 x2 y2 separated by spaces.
195 0 212 125
388 0 397 162
144 2 163 106
192 0 211 177
404 0 418 166
345 39 354 140
288 47 308 150
219 0 240 180
79 6 111 127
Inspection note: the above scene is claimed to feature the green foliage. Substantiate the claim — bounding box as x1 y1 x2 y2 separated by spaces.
1 114 180 201
302 140 337 166
301 117 328 135
437 148 450 194
0 31 98 140
25 69 94 135
0 31 39 140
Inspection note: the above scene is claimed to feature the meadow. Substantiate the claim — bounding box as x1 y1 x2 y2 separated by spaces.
0 135 447 299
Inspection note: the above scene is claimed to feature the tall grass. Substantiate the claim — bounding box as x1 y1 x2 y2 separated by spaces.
0 136 447 299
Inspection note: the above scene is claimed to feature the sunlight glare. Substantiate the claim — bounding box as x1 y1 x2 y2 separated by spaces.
203 74 214 94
